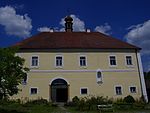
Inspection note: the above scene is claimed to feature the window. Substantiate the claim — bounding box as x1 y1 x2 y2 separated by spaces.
80 56 87 66
96 70 103 84
97 71 102 78
30 88 38 94
115 86 122 95
126 56 133 65
109 56 116 66
55 56 63 67
31 56 39 67
130 86 136 93
80 88 88 95
22 73 27 85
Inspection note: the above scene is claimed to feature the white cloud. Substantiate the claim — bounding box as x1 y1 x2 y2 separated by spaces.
94 23 111 35
0 6 32 38
60 14 85 31
125 20 150 71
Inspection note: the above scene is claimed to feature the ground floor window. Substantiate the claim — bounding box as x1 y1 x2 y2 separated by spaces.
130 86 137 93
80 87 88 95
30 87 38 95
115 86 122 95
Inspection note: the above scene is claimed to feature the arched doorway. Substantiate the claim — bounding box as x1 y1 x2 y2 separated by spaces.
50 78 68 102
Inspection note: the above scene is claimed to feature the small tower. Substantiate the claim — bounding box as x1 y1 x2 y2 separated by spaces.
65 16 73 32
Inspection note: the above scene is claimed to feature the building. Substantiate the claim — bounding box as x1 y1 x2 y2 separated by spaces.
13 16 148 103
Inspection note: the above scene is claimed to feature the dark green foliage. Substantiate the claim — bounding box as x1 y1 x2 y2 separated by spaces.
0 47 29 100
144 71 150 80
25 98 48 106
71 96 113 111
123 95 135 104
72 96 79 106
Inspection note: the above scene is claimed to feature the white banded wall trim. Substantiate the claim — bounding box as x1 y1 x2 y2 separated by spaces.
30 69 136 73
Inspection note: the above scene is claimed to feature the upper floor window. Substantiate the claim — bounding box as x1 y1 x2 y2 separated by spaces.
96 70 103 84
55 56 63 67
115 86 122 95
109 56 117 66
31 56 39 67
22 73 27 85
80 56 87 66
126 56 133 65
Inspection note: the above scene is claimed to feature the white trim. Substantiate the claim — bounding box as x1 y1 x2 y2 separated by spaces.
49 77 69 85
108 55 117 67
30 55 39 68
114 85 123 95
79 55 87 68
137 52 148 103
55 55 64 68
80 87 89 95
129 85 137 94
30 87 38 95
30 69 136 73
125 55 134 67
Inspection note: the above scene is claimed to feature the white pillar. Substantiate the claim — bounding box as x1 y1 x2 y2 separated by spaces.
137 52 148 103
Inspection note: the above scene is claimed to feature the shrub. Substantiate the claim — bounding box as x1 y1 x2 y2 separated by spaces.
72 96 79 106
123 95 135 104
25 98 48 106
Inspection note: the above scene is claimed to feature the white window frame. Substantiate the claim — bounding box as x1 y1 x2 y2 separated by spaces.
30 87 38 95
109 55 117 67
129 86 137 94
30 55 39 68
114 85 123 95
79 55 87 67
55 55 64 68
96 69 103 84
80 87 89 95
125 55 134 67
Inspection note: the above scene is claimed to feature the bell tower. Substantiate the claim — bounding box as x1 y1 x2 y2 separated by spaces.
65 16 73 32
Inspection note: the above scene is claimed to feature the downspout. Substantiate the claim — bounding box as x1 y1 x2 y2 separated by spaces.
136 50 148 103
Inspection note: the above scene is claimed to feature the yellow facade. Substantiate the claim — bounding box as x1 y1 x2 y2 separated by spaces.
13 50 143 102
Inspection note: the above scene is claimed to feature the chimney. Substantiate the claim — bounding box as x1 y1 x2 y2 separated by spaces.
50 28 54 32
65 16 73 32
86 29 90 33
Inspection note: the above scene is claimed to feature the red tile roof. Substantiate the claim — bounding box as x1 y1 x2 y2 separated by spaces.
14 32 140 50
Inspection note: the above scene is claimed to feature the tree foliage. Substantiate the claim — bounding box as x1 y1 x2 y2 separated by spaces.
0 47 29 100
144 71 150 80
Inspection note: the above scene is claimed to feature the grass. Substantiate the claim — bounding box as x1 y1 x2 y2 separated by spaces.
0 101 150 113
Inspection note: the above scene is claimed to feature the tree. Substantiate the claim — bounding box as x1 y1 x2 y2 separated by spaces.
0 47 29 100
144 71 150 80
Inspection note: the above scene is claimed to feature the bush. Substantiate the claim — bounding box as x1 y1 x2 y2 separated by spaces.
25 98 48 106
72 96 79 106
123 95 135 104
71 96 113 111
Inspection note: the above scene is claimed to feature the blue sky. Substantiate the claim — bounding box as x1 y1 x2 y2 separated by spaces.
0 0 150 71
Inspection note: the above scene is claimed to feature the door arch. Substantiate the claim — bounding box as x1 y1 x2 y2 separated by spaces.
50 78 68 102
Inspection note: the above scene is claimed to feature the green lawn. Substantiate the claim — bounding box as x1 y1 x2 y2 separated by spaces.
0 102 150 113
